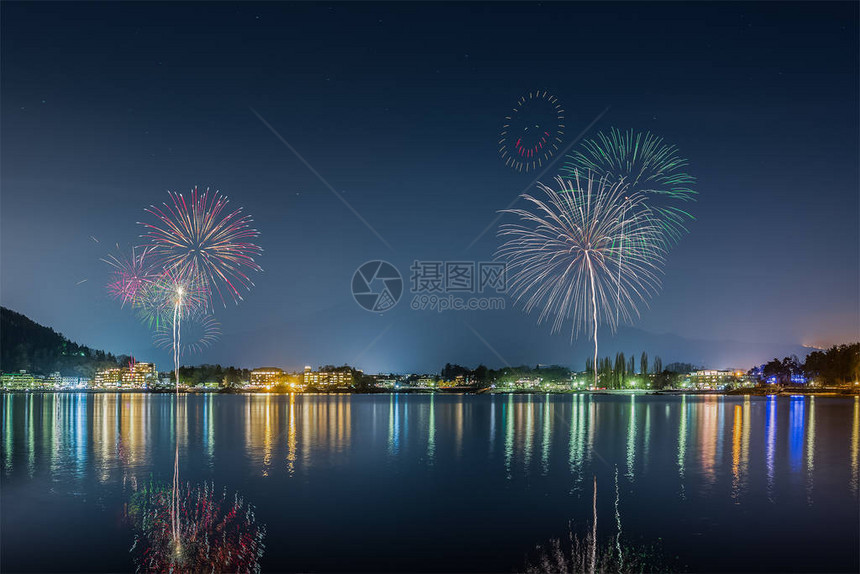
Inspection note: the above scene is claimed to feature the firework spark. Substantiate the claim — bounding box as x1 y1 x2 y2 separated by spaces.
496 174 665 386
561 128 696 246
103 246 157 307
139 187 263 307
134 267 209 330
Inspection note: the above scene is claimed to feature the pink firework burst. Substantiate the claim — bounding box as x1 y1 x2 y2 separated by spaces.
103 246 157 307
139 187 263 307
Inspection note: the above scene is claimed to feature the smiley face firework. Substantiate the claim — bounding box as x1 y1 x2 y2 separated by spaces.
499 91 565 173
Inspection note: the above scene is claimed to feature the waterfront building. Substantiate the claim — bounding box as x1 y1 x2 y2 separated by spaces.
1 371 39 390
61 375 89 389
303 366 354 388
416 376 437 388
122 361 156 388
687 369 751 389
374 376 399 389
93 361 157 389
94 367 123 389
250 367 285 388
46 372 62 388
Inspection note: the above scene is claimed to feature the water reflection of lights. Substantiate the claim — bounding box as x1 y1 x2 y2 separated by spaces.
286 393 297 476
504 394 514 479
569 394 587 486
789 396 805 473
643 400 651 468
523 395 534 472
742 397 750 487
806 396 816 503
730 399 751 501
697 396 717 485
388 393 399 455
765 396 777 501
3 395 13 474
677 395 688 499
626 395 636 481
4 392 860 529
851 397 859 495
731 404 742 500
541 394 551 475
427 393 436 464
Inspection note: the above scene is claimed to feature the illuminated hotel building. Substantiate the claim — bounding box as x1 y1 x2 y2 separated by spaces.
121 362 156 388
687 369 750 389
250 367 284 387
303 366 354 388
0 371 39 390
93 362 157 389
94 368 123 388
61 375 89 389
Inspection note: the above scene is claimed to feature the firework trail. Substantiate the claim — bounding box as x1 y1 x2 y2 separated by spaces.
134 266 209 329
129 481 266 573
139 187 263 308
496 173 665 387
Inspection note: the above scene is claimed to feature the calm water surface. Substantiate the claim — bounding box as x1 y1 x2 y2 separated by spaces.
1 393 858 572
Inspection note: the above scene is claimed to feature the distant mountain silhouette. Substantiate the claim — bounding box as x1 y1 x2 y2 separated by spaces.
588 326 813 371
0 306 127 376
208 302 814 373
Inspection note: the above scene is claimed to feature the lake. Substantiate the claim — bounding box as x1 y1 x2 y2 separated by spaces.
1 393 858 572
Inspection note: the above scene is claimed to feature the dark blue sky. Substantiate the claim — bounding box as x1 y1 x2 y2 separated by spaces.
2 2 857 373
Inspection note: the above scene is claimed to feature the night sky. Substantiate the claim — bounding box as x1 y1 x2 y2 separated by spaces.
2 2 857 373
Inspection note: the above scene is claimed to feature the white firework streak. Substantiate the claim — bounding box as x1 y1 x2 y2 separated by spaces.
153 313 221 357
496 173 666 386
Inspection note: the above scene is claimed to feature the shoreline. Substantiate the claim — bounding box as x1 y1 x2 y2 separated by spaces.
2 388 858 397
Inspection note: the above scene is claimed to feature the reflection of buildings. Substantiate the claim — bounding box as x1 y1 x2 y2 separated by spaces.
245 395 279 476
697 397 719 485
730 399 750 499
89 393 152 482
766 397 777 500
243 395 353 475
303 366 354 388
789 396 805 472
851 397 859 494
